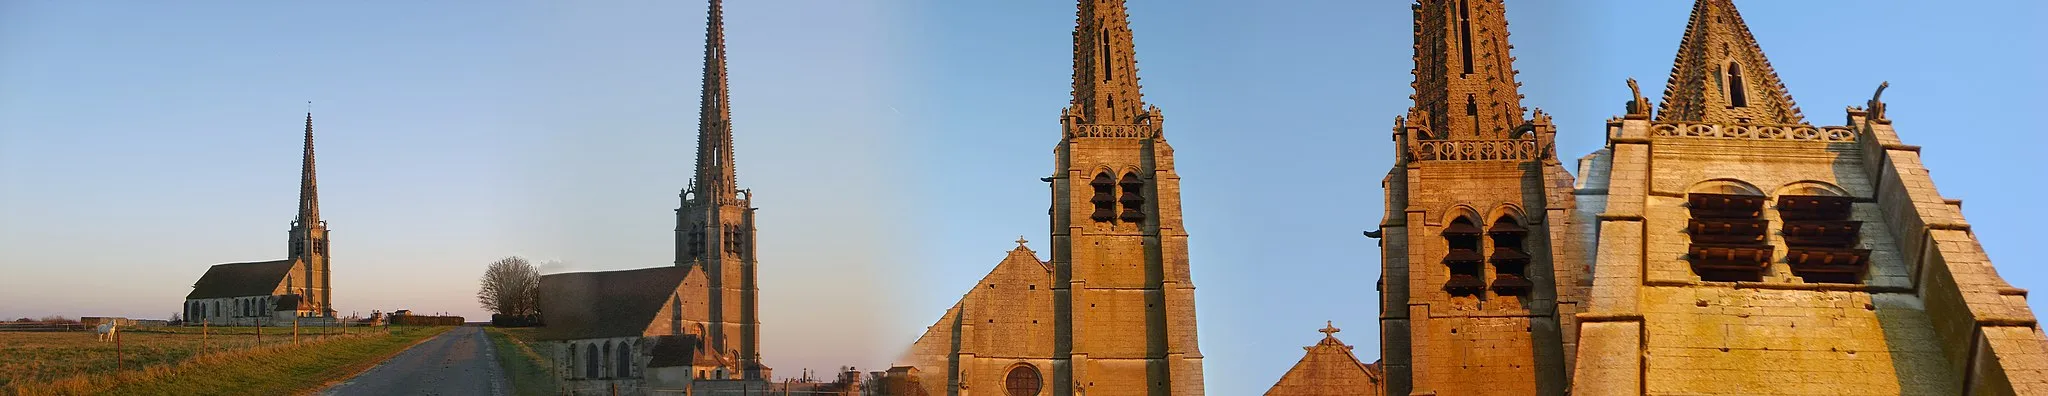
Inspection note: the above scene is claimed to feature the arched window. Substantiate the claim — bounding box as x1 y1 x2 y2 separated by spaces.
1726 62 1748 108
585 344 600 379
616 341 633 378
1090 172 1117 222
1006 364 1043 396
1118 172 1146 223
1687 190 1770 282
1442 216 1486 295
1488 216 1532 296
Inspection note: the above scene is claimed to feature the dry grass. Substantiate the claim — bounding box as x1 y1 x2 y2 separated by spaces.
0 325 438 396
0 326 327 389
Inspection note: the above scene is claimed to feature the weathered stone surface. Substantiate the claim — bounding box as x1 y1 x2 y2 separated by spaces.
1376 1 1580 394
1565 1 2048 394
891 1 1203 395
1264 323 1383 396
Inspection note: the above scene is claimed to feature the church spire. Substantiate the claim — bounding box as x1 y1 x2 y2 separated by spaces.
693 0 739 202
297 111 319 226
1069 0 1147 124
1409 0 1525 140
1655 0 1803 125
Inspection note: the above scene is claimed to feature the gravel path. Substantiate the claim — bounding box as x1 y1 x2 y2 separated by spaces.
320 326 509 396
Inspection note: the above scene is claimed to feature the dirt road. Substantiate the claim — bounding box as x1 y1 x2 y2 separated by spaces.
320 326 509 396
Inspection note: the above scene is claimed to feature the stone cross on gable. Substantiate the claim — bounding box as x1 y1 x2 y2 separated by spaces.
1017 236 1029 247
1320 321 1340 336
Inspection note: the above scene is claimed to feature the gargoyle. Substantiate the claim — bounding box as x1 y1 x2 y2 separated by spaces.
1868 81 1890 121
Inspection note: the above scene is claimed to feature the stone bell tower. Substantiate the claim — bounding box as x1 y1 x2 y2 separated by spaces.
1046 0 1203 394
674 0 765 380
1374 0 1582 394
287 111 333 317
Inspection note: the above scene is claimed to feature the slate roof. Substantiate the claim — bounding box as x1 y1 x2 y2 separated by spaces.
185 259 295 299
536 266 691 341
1265 323 1384 396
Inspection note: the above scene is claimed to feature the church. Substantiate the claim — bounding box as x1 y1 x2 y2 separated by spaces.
182 112 335 326
889 1 1205 395
1267 0 2048 394
530 0 772 394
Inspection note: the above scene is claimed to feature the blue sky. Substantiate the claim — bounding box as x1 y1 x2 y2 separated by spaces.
2 1 2043 393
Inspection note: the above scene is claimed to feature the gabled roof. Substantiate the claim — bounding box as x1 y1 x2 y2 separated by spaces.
1264 322 1383 396
186 259 295 299
1655 0 1804 125
646 334 726 368
536 266 692 340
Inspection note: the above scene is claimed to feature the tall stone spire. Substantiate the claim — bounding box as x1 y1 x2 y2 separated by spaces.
1655 0 1804 125
693 0 739 202
297 111 319 225
1409 0 1526 140
288 109 332 317
1069 0 1147 124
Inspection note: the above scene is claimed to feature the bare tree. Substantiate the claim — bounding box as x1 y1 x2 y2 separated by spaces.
478 256 542 316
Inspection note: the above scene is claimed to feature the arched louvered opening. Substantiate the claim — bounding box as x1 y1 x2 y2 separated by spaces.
1089 172 1116 223
1687 192 1771 282
687 222 706 259
1727 62 1749 108
1118 172 1146 223
1442 217 1486 295
1779 192 1867 284
1488 217 1532 296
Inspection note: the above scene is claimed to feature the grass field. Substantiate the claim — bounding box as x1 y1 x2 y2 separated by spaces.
486 327 559 396
1 325 447 396
0 325 352 389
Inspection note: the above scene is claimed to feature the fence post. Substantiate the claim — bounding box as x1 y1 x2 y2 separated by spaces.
115 324 123 374
294 317 300 346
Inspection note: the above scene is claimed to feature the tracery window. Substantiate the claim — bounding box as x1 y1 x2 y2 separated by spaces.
1687 192 1771 282
1442 217 1486 295
1488 216 1532 296
1005 364 1042 396
1779 193 1867 283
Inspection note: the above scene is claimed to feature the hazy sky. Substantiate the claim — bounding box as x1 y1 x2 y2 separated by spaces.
2 1 2043 394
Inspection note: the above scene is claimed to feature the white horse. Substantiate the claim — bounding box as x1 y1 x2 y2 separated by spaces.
95 321 118 342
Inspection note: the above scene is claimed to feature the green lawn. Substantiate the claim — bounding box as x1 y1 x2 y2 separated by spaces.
486 327 559 396
5 326 450 396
